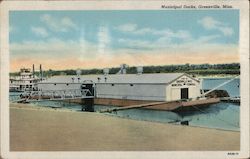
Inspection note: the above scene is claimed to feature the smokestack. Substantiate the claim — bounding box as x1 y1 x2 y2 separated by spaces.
32 64 35 78
40 64 43 79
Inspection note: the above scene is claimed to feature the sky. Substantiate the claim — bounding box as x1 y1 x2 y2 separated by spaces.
9 10 239 72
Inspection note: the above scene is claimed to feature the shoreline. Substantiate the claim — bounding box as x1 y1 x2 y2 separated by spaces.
10 103 240 151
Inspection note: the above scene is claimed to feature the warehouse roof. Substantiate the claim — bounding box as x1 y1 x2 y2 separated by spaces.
41 73 199 84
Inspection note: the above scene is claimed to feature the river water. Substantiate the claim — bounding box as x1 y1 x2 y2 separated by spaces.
9 78 240 131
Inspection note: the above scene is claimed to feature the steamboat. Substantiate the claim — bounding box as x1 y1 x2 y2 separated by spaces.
9 64 44 92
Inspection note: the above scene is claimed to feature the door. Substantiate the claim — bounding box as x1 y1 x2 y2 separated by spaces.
181 88 189 99
81 84 94 96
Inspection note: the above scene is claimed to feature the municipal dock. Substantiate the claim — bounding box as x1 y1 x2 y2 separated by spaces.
9 65 240 151
14 64 239 112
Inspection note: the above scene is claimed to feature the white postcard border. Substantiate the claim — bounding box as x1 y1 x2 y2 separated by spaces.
1 1 249 159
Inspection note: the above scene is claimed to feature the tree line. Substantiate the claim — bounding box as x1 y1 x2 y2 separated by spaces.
10 63 240 77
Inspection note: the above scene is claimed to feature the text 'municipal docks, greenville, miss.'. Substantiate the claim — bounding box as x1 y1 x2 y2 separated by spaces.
161 5 233 9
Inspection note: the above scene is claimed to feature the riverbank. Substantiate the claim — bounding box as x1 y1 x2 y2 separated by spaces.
10 103 240 151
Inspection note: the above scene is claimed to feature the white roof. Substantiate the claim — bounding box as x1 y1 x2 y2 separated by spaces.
41 73 192 84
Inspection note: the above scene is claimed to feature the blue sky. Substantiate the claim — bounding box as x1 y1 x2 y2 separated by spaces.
10 10 239 71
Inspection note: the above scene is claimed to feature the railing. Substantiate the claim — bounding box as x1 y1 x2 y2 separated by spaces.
20 89 94 102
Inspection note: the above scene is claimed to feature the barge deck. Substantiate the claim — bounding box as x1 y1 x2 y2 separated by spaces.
99 98 220 112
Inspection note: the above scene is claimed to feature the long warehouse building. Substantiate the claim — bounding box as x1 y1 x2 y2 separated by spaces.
37 73 201 102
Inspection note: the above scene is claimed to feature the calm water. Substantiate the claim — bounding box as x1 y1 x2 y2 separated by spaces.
9 78 240 131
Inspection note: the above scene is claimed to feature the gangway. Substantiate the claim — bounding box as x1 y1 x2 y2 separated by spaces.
16 83 95 112
20 88 94 102
16 82 95 103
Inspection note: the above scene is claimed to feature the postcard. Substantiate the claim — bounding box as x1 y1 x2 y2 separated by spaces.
0 0 249 159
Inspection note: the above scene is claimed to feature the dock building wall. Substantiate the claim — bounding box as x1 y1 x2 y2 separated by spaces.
37 73 201 103
166 75 201 101
96 83 167 101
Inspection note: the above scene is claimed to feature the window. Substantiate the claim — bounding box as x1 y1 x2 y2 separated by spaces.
130 84 134 86
111 84 114 86
66 83 69 86
54 83 57 86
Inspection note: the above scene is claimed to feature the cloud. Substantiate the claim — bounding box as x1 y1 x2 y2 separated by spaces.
10 38 96 59
116 24 193 53
219 27 234 36
117 34 221 51
61 17 77 29
116 23 137 32
198 16 234 36
116 23 192 41
118 38 152 50
40 14 78 32
194 35 221 44
198 16 219 30
31 26 49 38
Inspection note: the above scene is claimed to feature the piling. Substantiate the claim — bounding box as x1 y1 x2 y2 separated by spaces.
84 98 94 112
81 83 94 112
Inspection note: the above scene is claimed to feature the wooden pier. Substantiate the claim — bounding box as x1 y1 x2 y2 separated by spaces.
99 101 178 113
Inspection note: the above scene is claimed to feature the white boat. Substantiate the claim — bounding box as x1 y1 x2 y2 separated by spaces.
9 67 43 92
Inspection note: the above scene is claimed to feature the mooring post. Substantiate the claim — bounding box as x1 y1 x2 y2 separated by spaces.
81 98 85 111
181 120 189 125
80 98 94 112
